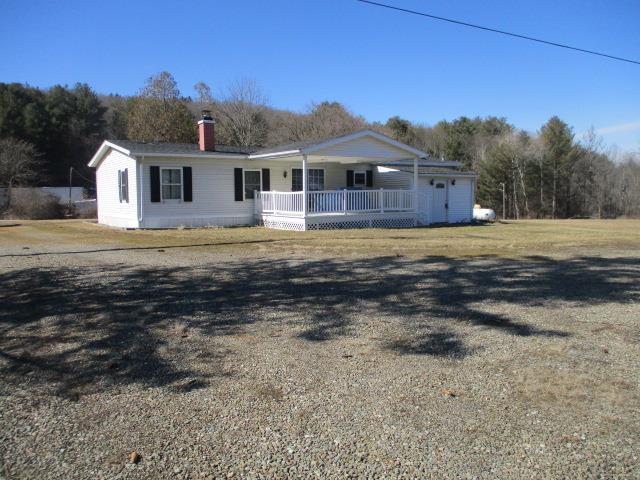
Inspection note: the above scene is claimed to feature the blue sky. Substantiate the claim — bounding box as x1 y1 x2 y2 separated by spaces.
1 0 639 154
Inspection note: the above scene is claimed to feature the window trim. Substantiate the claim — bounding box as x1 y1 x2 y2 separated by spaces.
243 168 262 200
292 167 326 192
121 169 129 203
160 166 183 202
118 169 122 203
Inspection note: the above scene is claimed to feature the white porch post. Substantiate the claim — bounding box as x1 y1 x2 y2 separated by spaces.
413 157 419 225
302 154 308 218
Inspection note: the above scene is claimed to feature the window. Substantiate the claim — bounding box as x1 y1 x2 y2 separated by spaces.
353 172 366 187
117 169 129 203
292 169 325 191
435 183 446 189
292 169 302 191
244 170 261 199
309 169 325 191
161 168 182 201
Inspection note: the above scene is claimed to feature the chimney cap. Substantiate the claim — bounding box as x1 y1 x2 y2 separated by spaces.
201 110 213 122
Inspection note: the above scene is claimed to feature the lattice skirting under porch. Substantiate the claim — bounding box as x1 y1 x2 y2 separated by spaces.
261 216 306 231
307 217 416 230
260 214 417 231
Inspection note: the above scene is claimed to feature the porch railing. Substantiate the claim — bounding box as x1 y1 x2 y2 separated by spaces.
255 189 414 216
256 191 304 217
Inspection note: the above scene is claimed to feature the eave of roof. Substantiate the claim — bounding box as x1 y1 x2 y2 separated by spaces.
88 131 454 168
88 139 251 167
390 166 477 176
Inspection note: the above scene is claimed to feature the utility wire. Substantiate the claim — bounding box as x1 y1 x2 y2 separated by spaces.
357 0 640 66
70 167 96 185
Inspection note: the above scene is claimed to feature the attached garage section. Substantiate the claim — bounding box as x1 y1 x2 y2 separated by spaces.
417 176 474 225
376 165 475 225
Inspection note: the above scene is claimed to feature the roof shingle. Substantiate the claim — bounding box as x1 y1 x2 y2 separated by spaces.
109 140 254 156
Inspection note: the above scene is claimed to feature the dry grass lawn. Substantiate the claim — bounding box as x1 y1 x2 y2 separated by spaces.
1 219 639 478
1 218 639 258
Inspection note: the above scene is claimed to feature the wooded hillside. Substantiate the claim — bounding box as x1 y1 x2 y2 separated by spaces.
1 71 638 218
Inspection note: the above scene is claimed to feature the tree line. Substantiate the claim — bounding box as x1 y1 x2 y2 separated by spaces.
1 71 638 218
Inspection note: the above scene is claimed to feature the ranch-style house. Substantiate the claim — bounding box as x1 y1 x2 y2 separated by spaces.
89 112 476 230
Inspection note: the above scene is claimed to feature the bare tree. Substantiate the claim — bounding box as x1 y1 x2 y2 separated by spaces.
141 71 181 101
0 138 40 211
277 101 367 144
193 81 213 110
213 78 269 147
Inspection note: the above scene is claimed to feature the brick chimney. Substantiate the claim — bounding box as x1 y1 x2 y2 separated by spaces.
198 110 215 151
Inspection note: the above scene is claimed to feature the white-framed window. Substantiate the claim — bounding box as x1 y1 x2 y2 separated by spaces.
118 169 129 203
292 168 325 191
244 169 261 199
353 171 366 188
161 168 182 201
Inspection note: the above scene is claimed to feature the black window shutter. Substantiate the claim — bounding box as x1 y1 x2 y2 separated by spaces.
118 170 122 203
292 169 302 191
346 170 354 188
261 168 270 191
366 170 373 187
150 166 161 202
183 166 192 202
123 168 129 202
234 168 243 201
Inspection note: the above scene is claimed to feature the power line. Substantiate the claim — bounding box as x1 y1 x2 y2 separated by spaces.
70 167 96 185
357 0 640 66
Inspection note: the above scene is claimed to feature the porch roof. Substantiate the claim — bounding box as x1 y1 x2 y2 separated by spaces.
248 130 429 163
390 166 477 176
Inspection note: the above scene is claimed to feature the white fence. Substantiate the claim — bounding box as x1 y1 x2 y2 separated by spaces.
0 187 89 208
256 189 414 216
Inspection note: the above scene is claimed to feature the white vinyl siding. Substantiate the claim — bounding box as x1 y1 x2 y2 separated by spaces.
376 169 475 225
448 178 473 223
271 163 371 192
322 163 371 190
138 159 378 228
141 158 255 227
373 167 411 190
313 136 417 160
95 150 139 228
417 176 475 225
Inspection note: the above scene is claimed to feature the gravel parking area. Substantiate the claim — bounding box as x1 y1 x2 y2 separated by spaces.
1 222 639 479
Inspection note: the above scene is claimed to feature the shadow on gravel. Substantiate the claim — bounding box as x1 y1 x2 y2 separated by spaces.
0 239 283 258
1 255 639 398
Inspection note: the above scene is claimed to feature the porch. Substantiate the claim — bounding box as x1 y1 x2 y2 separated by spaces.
255 189 417 231
247 130 427 231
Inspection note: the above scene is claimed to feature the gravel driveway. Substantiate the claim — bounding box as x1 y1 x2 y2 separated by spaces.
1 236 639 479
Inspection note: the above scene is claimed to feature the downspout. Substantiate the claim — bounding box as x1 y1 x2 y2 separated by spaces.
413 157 419 226
138 155 144 225
471 176 476 221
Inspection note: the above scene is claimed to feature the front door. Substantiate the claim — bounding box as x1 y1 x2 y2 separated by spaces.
432 180 448 223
